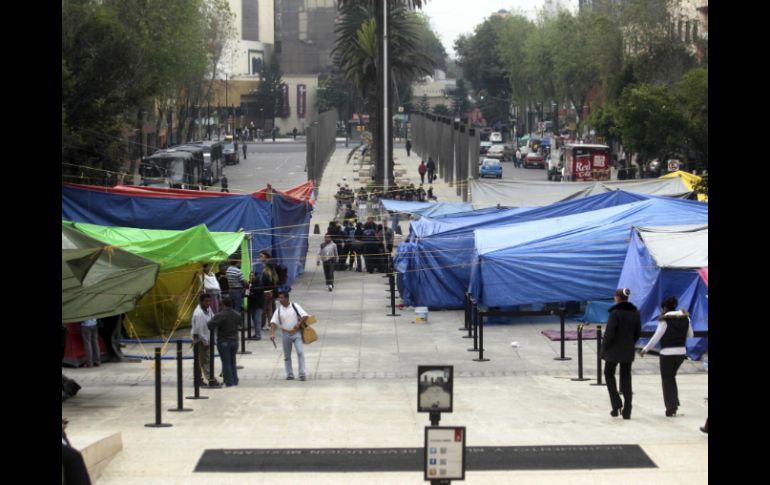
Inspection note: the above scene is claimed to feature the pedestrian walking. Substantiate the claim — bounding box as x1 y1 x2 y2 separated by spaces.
406 139 412 156
602 288 641 419
317 233 339 291
207 295 240 387
270 290 309 381
221 175 229 193
292 127 298 140
242 142 247 159
80 319 101 368
418 160 427 184
191 293 219 386
247 272 263 339
515 148 522 168
272 127 277 142
640 295 694 417
259 251 278 330
426 157 436 183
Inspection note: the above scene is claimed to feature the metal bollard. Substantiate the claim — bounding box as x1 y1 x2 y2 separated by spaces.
591 325 606 386
554 309 572 361
208 328 222 389
169 340 193 412
460 293 470 331
468 304 479 351
145 347 173 427
386 272 400 316
571 324 590 381
473 312 490 362
186 339 208 400
238 313 252 355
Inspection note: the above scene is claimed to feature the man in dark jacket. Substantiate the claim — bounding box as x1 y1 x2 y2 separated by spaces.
426 157 436 183
207 295 241 387
602 288 642 419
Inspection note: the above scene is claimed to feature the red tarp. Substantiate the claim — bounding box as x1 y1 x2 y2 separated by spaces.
62 322 107 368
698 267 708 286
62 181 316 205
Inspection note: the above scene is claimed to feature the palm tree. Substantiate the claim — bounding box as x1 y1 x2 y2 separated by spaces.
333 0 436 186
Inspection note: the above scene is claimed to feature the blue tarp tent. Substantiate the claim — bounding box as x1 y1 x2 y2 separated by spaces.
617 225 708 360
469 198 708 309
61 184 311 284
395 191 653 309
380 199 475 218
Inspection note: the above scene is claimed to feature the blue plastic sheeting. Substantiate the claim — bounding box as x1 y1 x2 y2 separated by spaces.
410 207 535 238
395 191 654 309
270 194 312 283
62 184 273 274
582 300 614 323
469 198 708 309
617 228 708 360
380 199 475 217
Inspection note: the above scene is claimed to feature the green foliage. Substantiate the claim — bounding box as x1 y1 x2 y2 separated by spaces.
454 15 511 99
413 12 448 71
445 78 470 115
256 54 284 120
432 104 451 116
676 67 708 167
62 0 236 182
419 94 430 112
615 83 686 163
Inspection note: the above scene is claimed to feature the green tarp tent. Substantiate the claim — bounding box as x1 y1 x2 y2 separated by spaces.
63 222 248 337
62 224 160 322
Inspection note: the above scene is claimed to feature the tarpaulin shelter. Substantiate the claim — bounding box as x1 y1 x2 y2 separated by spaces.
62 224 160 322
469 177 694 208
380 199 475 218
617 225 708 359
394 191 653 309
61 182 313 285
468 198 708 309
64 222 247 337
660 170 707 202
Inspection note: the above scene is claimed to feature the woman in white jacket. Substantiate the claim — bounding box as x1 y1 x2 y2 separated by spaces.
640 295 694 417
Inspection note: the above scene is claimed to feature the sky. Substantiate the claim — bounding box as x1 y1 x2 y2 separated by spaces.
420 0 579 58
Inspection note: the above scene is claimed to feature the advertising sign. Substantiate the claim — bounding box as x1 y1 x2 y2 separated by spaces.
281 84 290 118
418 365 453 413
297 84 306 118
424 426 466 481
575 155 592 179
592 153 607 169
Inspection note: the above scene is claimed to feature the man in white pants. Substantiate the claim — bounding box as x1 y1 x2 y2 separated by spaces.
270 290 309 381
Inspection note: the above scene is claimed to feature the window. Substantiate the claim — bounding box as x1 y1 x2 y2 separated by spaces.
685 21 691 43
242 0 259 41
692 21 698 41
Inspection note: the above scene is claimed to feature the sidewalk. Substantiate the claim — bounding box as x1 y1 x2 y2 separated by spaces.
63 143 708 485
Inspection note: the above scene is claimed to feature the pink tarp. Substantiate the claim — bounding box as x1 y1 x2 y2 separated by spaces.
698 267 708 286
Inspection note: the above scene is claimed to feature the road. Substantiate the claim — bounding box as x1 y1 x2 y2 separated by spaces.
222 141 313 193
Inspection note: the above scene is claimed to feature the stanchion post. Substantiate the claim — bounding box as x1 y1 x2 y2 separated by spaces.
468 303 478 351
571 324 589 381
591 325 606 386
473 312 490 362
238 312 252 355
460 293 469 331
463 298 474 339
386 272 400 316
554 309 572 361
429 411 441 426
169 340 193 412
208 328 222 389
186 337 208 400
145 347 172 427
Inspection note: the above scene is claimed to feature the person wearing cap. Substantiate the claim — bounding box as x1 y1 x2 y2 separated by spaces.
602 288 641 419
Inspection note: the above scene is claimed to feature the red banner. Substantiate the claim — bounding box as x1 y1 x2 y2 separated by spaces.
297 84 306 118
281 83 289 118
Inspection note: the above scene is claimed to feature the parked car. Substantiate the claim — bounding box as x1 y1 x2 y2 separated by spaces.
524 152 546 169
479 158 503 178
490 132 503 143
486 144 505 160
479 141 492 155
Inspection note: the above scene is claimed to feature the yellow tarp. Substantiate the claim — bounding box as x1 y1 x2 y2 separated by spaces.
660 171 707 202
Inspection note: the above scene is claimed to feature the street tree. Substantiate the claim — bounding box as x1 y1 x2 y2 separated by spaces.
615 83 686 168
454 15 511 103
333 1 436 184
432 104 451 117
676 67 708 169
255 53 285 128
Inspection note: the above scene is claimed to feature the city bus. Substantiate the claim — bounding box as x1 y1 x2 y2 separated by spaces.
140 146 205 189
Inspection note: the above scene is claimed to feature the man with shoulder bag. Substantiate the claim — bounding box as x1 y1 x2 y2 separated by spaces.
270 290 310 381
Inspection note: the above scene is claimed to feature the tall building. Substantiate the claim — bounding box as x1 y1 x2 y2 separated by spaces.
272 0 338 133
543 0 568 17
